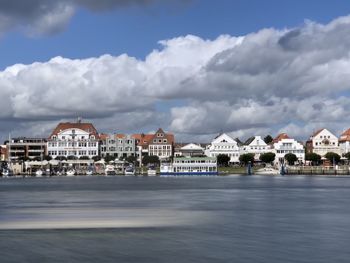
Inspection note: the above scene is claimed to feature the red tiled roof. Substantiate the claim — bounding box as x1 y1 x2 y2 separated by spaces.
114 134 125 139
99 133 110 140
132 128 175 148
273 133 290 143
339 128 350 142
49 122 99 139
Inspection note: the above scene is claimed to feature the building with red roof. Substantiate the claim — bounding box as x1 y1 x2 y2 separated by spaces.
47 119 99 159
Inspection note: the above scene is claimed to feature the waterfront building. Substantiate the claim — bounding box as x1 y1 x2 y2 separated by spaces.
0 145 6 161
174 143 206 157
272 133 305 165
205 133 241 163
5 137 47 160
306 128 341 156
160 156 218 175
240 136 271 161
133 128 175 161
47 120 99 159
100 133 136 159
339 128 350 154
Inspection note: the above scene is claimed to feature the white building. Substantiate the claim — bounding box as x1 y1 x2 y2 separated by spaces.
272 133 305 165
339 128 350 154
174 143 205 157
205 133 240 163
309 128 340 156
47 121 99 159
241 136 271 161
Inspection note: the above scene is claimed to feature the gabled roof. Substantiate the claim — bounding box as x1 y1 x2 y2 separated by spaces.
339 128 350 142
244 136 255 146
49 122 99 139
212 133 237 144
235 138 244 146
132 128 175 148
272 133 290 143
312 128 325 137
180 143 204 151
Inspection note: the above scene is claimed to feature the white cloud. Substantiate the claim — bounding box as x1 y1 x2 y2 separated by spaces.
2 16 350 141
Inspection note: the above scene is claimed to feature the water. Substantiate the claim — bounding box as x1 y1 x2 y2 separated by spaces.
1 175 350 262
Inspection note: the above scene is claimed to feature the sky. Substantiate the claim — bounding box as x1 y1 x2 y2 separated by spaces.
1 0 350 142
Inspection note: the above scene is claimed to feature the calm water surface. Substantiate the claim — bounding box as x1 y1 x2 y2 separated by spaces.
1 175 350 263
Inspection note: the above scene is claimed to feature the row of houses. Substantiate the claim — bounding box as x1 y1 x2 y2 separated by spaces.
2 120 350 166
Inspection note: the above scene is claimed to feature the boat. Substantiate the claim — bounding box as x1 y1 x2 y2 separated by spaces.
2 168 13 177
125 165 135 176
86 169 93 176
105 164 116 176
35 169 43 177
66 168 76 176
160 157 218 176
255 167 279 175
147 165 157 176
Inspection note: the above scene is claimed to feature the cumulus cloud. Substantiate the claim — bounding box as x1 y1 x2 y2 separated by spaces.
0 0 186 35
2 16 350 141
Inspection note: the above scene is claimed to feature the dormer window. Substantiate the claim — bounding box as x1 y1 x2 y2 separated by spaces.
52 135 57 140
157 133 164 137
90 135 95 139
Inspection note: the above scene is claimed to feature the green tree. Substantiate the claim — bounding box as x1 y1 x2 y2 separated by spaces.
104 155 115 163
79 156 90 160
325 152 341 164
67 155 78 160
264 135 273 144
239 153 255 165
216 154 230 167
55 156 67 161
126 155 137 164
92 156 101 162
305 153 321 165
259 152 275 164
43 155 52 161
284 153 298 165
343 152 350 160
142 155 160 166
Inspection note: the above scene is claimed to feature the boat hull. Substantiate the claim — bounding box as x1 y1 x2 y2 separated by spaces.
160 172 218 176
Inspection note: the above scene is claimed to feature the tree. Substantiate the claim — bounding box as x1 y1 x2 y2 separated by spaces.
43 155 52 161
142 155 160 166
284 153 298 165
92 156 101 162
305 153 321 165
264 135 273 144
259 152 275 164
79 156 90 160
216 154 230 167
67 155 78 160
239 153 255 165
104 155 115 163
325 152 341 164
343 152 350 161
126 155 137 164
55 156 67 161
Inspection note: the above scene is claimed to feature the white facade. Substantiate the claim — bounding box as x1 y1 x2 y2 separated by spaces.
241 136 271 161
205 133 240 163
273 138 305 165
340 141 350 154
175 143 205 157
48 128 98 159
311 129 340 156
339 128 350 154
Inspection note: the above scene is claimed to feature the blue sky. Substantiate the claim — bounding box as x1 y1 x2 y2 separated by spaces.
2 0 350 69
1 0 350 141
